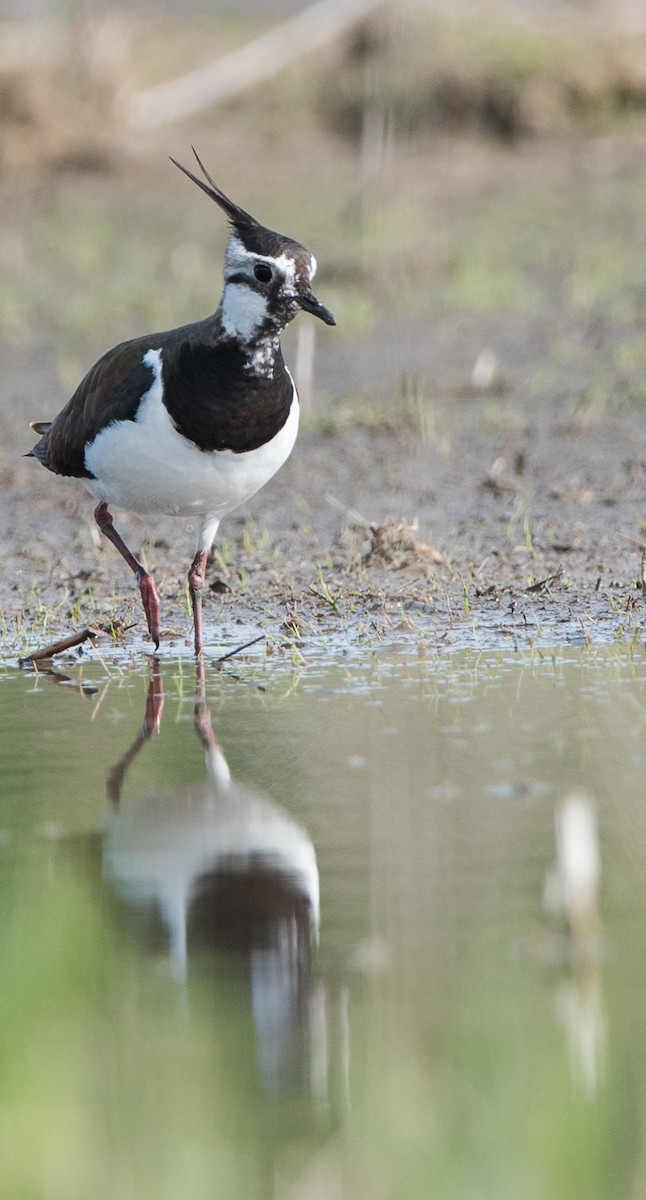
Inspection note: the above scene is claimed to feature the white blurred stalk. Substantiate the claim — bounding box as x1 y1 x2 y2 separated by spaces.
555 792 601 939
294 321 316 413
549 792 605 1099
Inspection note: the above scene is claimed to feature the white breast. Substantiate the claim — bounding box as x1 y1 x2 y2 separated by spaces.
84 348 300 526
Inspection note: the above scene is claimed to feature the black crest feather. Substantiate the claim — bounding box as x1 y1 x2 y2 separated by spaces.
170 147 258 231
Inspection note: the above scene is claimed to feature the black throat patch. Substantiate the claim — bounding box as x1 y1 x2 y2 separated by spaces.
161 339 294 453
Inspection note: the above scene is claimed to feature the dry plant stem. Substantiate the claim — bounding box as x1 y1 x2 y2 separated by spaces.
526 566 564 594
19 627 99 666
213 633 265 663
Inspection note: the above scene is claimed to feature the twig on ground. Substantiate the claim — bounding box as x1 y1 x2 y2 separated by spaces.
525 566 564 594
19 627 101 666
18 619 136 667
213 633 265 664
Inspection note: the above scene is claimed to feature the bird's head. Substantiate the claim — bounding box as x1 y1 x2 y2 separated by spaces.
171 149 336 343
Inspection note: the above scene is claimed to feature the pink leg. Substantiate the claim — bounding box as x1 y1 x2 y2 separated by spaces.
188 548 209 657
94 502 161 649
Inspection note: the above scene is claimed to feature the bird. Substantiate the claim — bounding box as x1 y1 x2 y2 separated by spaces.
27 149 335 656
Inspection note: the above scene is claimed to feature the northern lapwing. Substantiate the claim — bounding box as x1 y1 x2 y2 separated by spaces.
27 150 335 655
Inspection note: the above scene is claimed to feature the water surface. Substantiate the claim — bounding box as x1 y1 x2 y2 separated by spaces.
1 642 646 1198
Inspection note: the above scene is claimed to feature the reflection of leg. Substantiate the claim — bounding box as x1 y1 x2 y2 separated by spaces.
94 501 161 649
193 657 230 787
188 548 209 657
143 658 165 736
106 660 164 806
193 655 216 753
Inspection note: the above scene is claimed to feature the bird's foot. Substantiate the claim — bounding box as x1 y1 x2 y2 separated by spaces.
136 569 161 650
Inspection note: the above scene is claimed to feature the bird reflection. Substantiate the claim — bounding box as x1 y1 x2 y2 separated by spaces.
103 659 322 1101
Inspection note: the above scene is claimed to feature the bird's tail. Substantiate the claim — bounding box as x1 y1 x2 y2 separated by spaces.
25 420 52 461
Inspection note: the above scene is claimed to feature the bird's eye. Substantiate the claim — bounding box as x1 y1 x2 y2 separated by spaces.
254 263 272 283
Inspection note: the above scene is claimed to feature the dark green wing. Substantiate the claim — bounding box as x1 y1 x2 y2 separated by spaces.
28 319 211 478
29 336 162 477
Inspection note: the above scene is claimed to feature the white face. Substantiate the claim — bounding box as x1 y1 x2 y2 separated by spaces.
220 284 271 342
219 236 318 348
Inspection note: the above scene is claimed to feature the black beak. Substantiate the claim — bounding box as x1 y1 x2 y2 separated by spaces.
298 291 336 326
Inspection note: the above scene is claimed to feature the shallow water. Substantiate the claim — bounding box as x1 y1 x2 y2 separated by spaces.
1 641 646 1198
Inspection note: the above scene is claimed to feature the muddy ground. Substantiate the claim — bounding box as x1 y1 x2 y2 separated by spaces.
2 133 645 660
